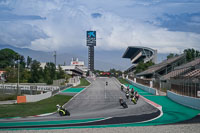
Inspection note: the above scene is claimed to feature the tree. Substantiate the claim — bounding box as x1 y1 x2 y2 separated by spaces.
4 67 17 83
184 48 200 62
134 61 154 74
20 69 31 83
167 53 174 59
27 56 32 68
19 55 26 68
43 62 56 84
0 48 19 68
167 53 179 59
29 60 41 83
43 66 52 84
57 65 65 79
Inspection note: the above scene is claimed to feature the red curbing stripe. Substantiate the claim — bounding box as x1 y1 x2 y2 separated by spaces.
140 95 162 110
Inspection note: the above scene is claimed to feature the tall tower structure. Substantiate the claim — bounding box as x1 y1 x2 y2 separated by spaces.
86 31 96 72
53 51 56 66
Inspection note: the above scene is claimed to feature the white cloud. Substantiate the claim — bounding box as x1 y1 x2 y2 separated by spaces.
0 21 47 47
0 0 200 54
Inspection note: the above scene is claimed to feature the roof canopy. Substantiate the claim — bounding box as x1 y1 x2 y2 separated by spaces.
122 46 156 64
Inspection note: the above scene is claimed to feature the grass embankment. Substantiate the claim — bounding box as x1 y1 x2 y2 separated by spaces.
0 94 17 101
72 78 90 88
0 95 72 118
117 77 129 84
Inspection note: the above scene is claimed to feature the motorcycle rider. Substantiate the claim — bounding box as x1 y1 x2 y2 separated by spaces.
106 81 108 86
119 97 128 108
56 104 61 111
131 95 137 104
127 85 130 92
119 97 124 105
125 91 129 99
131 87 134 95
135 91 139 101
56 104 70 116
121 85 124 91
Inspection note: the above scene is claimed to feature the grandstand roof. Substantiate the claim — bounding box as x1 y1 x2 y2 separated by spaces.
122 46 156 64
137 54 185 76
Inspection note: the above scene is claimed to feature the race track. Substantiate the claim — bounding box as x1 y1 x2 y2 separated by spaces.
0 77 160 129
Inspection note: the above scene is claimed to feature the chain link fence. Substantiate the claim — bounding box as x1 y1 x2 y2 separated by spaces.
170 78 200 98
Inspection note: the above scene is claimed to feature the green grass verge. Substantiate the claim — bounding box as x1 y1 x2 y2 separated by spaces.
0 95 72 118
0 94 17 101
72 78 90 88
117 78 129 84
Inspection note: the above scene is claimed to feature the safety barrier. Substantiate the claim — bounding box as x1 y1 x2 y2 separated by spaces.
26 92 52 102
126 78 157 95
17 92 52 103
167 90 200 110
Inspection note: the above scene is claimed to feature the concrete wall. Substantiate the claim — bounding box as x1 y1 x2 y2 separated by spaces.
167 91 200 110
69 76 80 86
53 79 65 86
126 78 157 95
26 92 52 102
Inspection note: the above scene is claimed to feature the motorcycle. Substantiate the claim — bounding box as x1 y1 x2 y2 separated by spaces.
56 104 70 116
121 85 124 91
131 96 137 104
119 98 128 108
126 92 129 99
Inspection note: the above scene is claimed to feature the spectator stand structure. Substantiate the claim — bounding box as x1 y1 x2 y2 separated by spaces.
164 58 200 98
122 46 157 77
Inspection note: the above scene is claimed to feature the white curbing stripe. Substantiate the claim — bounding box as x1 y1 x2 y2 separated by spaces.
117 78 164 123
139 95 162 111
138 95 163 123
34 112 55 117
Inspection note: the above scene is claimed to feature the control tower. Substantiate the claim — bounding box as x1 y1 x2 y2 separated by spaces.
86 31 96 72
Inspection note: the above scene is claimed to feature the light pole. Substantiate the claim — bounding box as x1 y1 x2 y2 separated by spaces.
17 56 20 95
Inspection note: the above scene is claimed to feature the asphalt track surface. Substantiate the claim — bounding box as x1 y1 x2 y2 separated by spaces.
0 77 159 129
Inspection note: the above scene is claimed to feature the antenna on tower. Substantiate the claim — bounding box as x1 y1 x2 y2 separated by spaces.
53 51 56 66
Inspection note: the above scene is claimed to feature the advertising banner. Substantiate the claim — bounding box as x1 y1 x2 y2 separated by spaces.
87 31 96 46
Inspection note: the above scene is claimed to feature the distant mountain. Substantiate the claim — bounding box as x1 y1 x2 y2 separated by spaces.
0 44 168 71
0 44 131 70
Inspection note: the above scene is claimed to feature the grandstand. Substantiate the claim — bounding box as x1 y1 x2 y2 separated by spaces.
169 68 200 98
160 57 200 81
122 46 200 97
183 69 200 78
136 54 186 78
122 46 157 76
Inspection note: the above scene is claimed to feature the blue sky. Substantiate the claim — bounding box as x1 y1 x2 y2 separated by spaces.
0 0 200 54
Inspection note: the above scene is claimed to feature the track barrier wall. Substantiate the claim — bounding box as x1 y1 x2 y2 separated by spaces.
17 92 52 103
26 92 52 102
167 90 200 110
126 78 157 95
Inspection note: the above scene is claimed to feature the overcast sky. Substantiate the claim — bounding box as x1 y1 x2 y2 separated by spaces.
0 0 200 54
